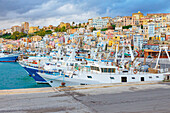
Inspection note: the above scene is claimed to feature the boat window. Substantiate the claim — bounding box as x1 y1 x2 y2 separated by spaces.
111 68 115 72
61 58 63 60
101 68 104 72
108 68 111 72
104 68 107 72
110 77 114 79
91 66 99 71
90 66 94 70
96 67 99 71
70 63 74 66
149 76 152 78
101 68 115 73
87 76 92 78
156 76 159 78
132 77 135 79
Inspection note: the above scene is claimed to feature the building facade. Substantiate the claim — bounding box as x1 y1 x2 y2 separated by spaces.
21 22 29 33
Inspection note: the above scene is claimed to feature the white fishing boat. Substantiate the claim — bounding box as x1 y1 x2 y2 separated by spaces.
38 45 169 87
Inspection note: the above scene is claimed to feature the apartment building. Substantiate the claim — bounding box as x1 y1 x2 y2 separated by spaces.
21 22 29 33
133 34 144 50
87 17 112 29
11 26 21 33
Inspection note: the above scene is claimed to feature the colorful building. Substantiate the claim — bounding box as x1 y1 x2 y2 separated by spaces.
28 26 39 34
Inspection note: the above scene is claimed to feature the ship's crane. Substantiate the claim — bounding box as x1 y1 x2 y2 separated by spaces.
155 45 170 69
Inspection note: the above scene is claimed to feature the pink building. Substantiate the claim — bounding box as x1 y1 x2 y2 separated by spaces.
106 30 114 39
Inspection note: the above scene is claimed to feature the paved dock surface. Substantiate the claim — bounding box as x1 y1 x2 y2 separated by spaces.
0 82 170 113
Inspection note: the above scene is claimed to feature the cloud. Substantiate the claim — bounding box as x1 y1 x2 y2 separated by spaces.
0 0 169 29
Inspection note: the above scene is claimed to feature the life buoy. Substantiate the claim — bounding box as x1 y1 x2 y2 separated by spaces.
133 69 138 74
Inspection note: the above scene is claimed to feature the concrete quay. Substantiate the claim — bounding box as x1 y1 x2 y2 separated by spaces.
0 82 170 113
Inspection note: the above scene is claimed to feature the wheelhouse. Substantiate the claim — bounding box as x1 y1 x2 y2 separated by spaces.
88 64 117 73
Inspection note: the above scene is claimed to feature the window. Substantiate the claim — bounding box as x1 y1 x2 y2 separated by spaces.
156 76 159 78
87 76 92 78
149 76 152 78
104 68 107 72
108 68 111 72
96 67 99 71
132 77 135 79
101 68 104 72
111 68 115 73
110 77 114 79
101 68 115 73
91 66 99 71
70 63 74 66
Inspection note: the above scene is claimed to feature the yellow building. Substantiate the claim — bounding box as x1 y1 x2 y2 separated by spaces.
132 11 144 19
167 25 170 32
28 26 39 34
31 36 42 42
108 36 120 50
97 31 101 37
59 22 70 29
151 36 160 41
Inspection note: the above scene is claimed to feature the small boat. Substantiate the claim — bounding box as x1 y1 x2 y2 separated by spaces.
0 53 18 62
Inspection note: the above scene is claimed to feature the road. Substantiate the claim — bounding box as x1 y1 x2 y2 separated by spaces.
0 82 170 113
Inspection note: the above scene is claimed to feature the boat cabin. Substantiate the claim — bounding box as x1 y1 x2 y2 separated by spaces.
88 64 117 74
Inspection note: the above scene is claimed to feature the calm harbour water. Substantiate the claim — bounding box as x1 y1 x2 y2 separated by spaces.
0 62 50 90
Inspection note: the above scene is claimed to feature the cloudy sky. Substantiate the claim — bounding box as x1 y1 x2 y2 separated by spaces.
0 0 169 29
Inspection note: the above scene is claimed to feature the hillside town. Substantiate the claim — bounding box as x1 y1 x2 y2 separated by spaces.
0 11 170 58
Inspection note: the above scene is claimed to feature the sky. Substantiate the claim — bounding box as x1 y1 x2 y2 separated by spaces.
0 0 169 30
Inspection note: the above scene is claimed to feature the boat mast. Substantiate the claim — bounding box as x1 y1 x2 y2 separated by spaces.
128 44 134 61
115 44 118 63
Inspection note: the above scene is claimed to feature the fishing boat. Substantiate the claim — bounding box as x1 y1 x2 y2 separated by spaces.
38 60 165 87
19 48 70 83
19 56 52 84
0 53 18 62
38 45 169 87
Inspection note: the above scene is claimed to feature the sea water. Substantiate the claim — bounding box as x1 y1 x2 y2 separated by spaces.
0 62 50 90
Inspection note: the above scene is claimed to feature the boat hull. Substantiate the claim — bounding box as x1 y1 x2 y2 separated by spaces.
39 72 165 87
0 56 18 62
23 66 48 84
21 65 61 84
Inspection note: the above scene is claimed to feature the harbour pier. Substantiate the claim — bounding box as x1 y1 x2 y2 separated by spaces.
1 82 170 113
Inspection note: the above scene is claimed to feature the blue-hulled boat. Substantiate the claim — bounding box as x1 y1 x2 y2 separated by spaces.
0 53 18 62
23 65 49 84
22 65 63 84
